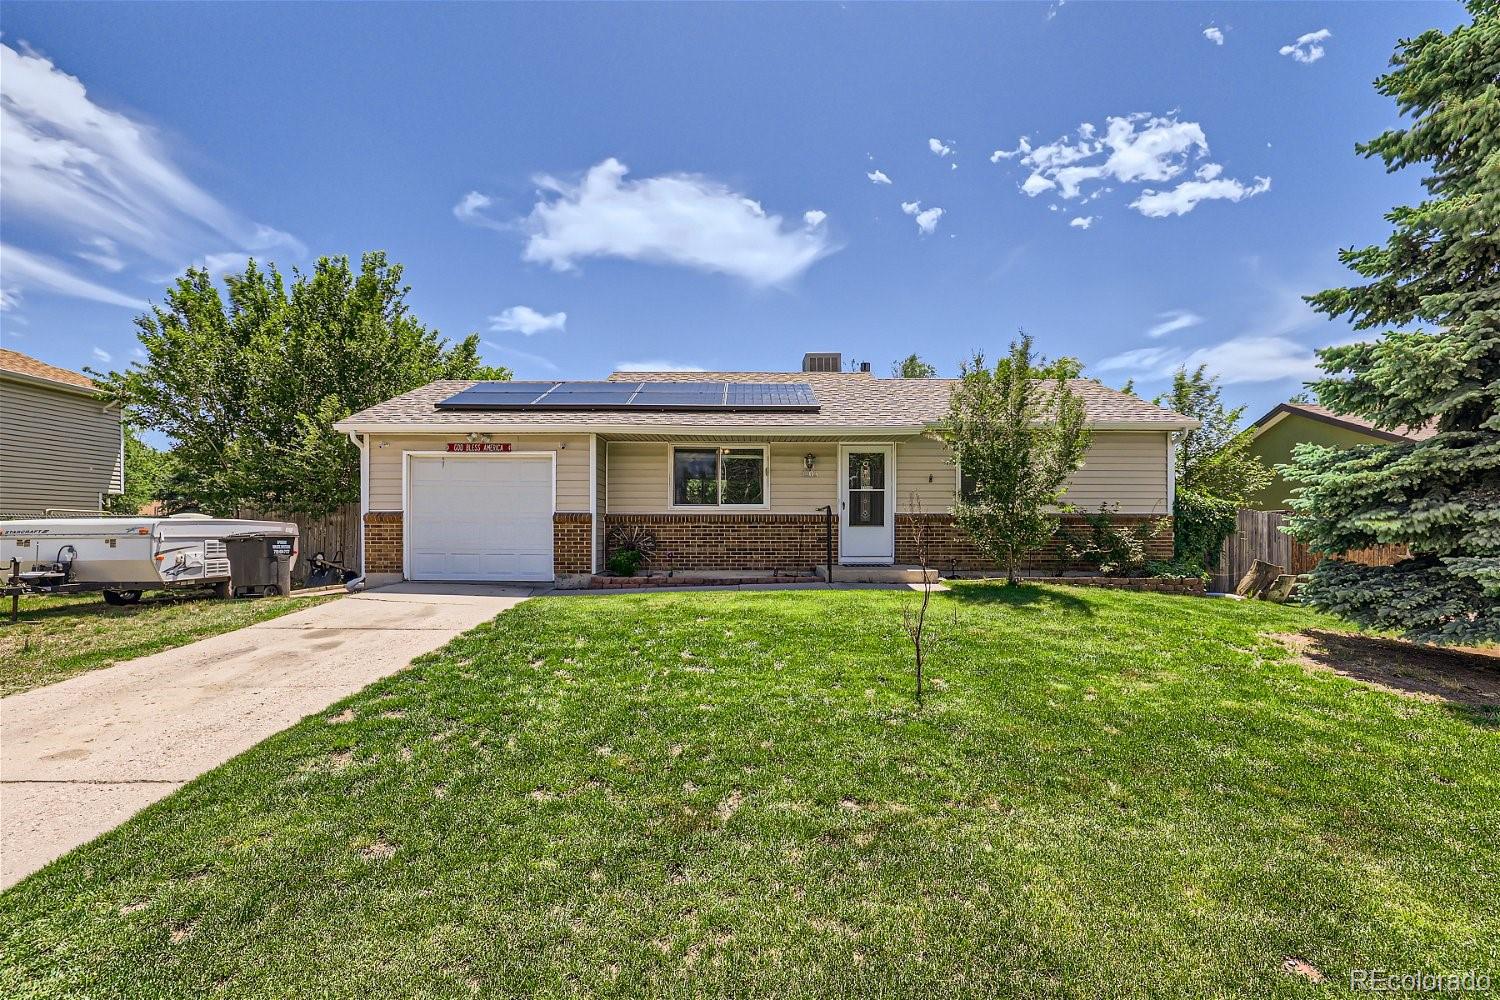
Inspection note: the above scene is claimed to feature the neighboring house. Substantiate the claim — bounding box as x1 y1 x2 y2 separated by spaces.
0 348 124 517
334 353 1198 585
1247 401 1436 511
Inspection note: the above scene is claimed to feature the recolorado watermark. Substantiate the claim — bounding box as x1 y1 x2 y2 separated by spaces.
1351 969 1491 993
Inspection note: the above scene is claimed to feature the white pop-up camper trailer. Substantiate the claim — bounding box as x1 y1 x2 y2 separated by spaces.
0 514 298 604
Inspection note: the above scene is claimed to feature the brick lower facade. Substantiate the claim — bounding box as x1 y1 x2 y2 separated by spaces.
362 510 595 579
368 508 1174 580
604 513 839 573
553 513 593 576
363 511 403 575
897 512 1174 575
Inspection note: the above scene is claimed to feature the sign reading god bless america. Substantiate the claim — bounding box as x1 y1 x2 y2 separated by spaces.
445 442 512 453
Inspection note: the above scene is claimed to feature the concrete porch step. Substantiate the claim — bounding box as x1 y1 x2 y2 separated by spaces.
814 565 940 584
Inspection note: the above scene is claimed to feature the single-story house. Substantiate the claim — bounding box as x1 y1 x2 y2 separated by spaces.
0 348 124 517
333 354 1198 586
1246 401 1435 511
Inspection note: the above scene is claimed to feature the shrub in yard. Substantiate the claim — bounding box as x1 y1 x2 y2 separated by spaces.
940 334 1090 585
1057 505 1164 576
606 549 643 577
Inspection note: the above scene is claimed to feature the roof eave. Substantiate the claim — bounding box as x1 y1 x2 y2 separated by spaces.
0 368 101 397
335 418 1197 435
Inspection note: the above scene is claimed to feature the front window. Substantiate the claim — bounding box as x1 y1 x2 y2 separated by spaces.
673 447 766 506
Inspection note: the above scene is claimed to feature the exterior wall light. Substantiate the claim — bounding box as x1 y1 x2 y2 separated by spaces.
804 453 817 472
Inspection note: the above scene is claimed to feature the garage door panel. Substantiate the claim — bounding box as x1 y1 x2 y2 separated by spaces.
407 456 555 582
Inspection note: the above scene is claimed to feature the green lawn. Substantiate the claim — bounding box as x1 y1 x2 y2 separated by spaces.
3 585 1495 998
0 591 337 696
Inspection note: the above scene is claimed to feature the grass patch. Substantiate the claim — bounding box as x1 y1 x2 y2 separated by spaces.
0 591 338 696
2 584 1496 997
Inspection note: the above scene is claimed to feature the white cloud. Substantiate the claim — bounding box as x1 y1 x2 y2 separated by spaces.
0 42 301 306
803 209 827 227
0 286 21 312
91 346 111 363
1146 310 1204 338
489 305 567 336
453 190 508 231
997 112 1269 218
614 359 708 373
0 243 149 309
901 201 945 234
867 170 892 185
1280 28 1331 64
928 138 953 157
1021 173 1055 197
1069 216 1094 229
481 339 559 373
520 158 835 287
1096 336 1320 385
1130 175 1270 217
75 236 124 273
991 138 1031 162
1203 26 1224 46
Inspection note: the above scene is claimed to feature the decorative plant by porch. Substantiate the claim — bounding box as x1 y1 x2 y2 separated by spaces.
606 524 658 577
940 335 1091 585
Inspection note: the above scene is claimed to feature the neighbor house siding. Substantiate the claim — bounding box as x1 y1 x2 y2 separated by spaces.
0 376 123 517
366 433 591 511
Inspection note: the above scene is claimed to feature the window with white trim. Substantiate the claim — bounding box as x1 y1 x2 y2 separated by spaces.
672 446 766 507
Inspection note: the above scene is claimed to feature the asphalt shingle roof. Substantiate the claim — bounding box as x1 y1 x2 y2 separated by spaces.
0 348 97 392
338 371 1196 430
1252 402 1436 443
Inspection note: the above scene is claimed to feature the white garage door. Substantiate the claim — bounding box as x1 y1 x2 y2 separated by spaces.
406 455 555 582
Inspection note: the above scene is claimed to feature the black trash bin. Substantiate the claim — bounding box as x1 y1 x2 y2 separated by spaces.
225 532 297 597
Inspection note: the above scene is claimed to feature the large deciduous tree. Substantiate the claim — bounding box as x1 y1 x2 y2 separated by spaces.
95 252 509 517
942 335 1090 584
1153 366 1273 571
1284 3 1499 645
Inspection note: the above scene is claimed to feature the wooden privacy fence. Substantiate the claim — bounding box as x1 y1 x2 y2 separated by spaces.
238 502 361 583
1211 508 1408 592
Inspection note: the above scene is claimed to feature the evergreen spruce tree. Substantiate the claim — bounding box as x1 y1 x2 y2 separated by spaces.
1285 2 1499 644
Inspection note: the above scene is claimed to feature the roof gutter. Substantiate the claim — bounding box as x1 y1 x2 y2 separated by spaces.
0 369 101 398
333 417 1199 435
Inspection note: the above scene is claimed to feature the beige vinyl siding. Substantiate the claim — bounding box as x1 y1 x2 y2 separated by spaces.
604 442 666 513
0 377 123 516
605 441 839 514
367 433 591 511
893 431 1169 514
895 435 952 513
603 433 1169 515
1062 432 1170 513
593 435 606 570
767 443 837 512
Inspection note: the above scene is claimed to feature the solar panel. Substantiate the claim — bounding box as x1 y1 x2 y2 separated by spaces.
435 380 819 412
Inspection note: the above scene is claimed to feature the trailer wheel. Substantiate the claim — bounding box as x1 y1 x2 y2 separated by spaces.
103 590 142 606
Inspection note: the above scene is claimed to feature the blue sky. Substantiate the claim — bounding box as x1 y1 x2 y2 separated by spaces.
0 1 1465 422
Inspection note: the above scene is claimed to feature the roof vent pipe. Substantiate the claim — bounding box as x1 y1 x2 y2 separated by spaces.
859 361 872 373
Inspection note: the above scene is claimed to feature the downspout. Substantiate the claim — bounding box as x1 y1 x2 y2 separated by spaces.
1167 432 1178 515
347 430 368 579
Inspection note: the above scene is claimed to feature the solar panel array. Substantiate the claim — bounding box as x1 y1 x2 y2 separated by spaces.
436 381 820 412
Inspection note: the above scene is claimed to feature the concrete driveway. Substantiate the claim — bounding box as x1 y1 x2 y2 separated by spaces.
1 583 533 889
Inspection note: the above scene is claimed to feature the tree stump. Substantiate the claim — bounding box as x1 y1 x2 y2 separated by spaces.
1266 574 1299 604
1235 559 1284 599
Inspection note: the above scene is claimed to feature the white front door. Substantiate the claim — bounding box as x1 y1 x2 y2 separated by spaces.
839 445 895 563
406 455 555 581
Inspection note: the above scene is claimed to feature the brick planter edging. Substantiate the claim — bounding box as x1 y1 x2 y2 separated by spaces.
954 575 1205 596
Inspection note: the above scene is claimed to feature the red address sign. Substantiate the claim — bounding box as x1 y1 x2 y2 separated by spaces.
446 442 512 453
